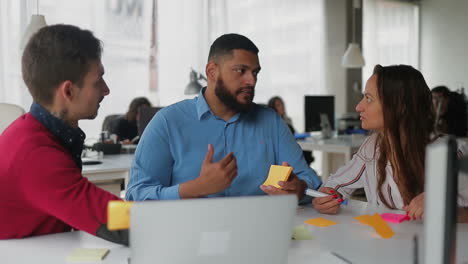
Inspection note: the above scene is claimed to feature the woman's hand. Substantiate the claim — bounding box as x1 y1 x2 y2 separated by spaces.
403 192 425 220
312 187 342 214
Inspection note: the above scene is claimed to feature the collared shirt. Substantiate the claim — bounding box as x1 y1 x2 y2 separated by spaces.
126 88 321 201
30 102 85 169
324 134 468 209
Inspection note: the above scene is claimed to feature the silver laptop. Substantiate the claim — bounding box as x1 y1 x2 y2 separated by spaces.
130 195 297 264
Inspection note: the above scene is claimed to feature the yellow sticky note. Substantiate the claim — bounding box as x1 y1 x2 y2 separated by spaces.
354 214 373 224
66 248 109 262
108 201 133 230
263 165 292 188
304 217 338 227
292 225 314 240
354 214 395 239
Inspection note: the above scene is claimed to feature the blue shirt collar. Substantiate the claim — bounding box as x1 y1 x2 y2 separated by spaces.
195 87 212 120
195 87 241 123
30 102 85 169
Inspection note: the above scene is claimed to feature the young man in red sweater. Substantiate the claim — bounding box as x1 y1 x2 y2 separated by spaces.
0 24 127 245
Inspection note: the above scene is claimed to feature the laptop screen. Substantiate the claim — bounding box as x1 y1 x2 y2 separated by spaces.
130 195 297 264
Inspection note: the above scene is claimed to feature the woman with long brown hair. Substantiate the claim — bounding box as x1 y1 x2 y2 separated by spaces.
312 64 468 219
112 97 151 143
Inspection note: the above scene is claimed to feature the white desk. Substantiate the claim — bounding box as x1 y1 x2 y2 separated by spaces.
82 154 134 196
298 135 366 180
289 200 468 264
1 200 467 264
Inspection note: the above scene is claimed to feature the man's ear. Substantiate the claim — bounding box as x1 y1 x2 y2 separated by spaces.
206 61 218 82
57 80 75 103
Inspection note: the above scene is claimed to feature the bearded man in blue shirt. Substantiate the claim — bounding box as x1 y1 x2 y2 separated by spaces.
126 33 321 201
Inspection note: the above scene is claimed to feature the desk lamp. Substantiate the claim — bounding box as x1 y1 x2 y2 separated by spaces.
184 68 207 95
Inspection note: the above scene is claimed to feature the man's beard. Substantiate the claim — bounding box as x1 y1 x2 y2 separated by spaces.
214 77 255 113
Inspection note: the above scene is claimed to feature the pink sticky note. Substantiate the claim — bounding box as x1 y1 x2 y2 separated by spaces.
380 213 410 223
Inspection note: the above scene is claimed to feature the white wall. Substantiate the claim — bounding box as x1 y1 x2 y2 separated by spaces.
323 0 348 119
420 0 468 91
156 0 208 107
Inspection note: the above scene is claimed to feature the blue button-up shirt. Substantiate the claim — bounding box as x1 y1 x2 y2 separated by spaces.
126 88 321 201
30 102 86 169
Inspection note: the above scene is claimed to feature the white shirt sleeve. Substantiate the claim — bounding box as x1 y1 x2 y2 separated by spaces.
324 135 376 199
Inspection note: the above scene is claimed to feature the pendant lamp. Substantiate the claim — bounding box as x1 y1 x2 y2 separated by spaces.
342 0 365 68
20 0 47 49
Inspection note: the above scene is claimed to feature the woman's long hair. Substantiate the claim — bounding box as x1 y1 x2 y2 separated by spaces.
267 96 283 116
126 97 151 122
373 65 434 208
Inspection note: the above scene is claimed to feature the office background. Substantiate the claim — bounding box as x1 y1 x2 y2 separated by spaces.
0 0 466 141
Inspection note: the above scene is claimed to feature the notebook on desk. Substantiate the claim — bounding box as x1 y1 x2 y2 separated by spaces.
130 195 297 264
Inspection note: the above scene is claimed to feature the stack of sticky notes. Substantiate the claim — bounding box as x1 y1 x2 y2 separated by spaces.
108 201 134 230
263 165 292 188
292 225 314 240
67 248 109 262
380 213 410 224
354 214 394 239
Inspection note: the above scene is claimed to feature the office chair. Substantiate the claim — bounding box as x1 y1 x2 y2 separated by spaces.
137 106 163 136
0 103 25 134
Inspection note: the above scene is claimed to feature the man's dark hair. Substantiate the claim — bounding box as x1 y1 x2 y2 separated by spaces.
208 33 259 62
22 24 103 106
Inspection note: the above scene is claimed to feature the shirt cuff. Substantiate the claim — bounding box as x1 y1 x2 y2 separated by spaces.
298 176 322 205
160 184 181 200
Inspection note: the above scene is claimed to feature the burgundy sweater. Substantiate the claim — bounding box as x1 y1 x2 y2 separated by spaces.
0 114 120 238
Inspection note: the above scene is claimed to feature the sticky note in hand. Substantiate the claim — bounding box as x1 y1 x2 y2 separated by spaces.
66 248 109 262
263 165 292 188
108 201 133 230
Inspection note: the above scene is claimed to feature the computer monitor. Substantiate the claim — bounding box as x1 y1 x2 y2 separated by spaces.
137 106 163 136
423 136 458 264
304 95 335 132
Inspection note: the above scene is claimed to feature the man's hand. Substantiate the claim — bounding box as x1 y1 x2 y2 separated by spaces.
260 162 307 200
180 144 237 198
403 192 425 220
312 187 341 214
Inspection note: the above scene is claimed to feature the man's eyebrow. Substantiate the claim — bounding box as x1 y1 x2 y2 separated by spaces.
231 64 261 72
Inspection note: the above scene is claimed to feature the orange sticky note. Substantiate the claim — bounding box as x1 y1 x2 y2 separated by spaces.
355 214 394 239
263 165 292 188
304 217 338 227
108 201 134 230
354 214 373 224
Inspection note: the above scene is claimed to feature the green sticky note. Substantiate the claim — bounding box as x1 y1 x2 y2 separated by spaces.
67 248 110 262
292 225 314 240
